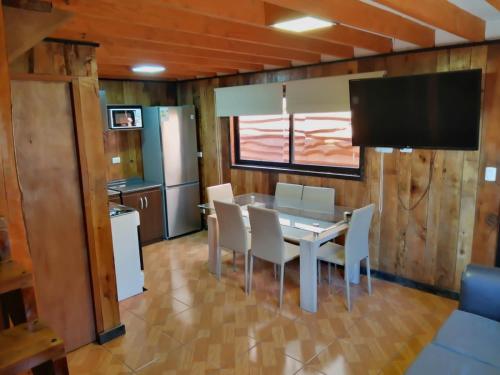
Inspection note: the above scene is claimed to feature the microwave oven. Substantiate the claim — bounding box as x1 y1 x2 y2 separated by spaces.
108 105 143 130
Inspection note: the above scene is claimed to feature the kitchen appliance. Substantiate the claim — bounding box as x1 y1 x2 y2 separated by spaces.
109 203 144 301
107 105 143 130
142 105 201 238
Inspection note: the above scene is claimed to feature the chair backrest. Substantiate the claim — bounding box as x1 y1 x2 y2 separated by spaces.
302 186 335 212
213 200 248 253
275 182 303 208
206 183 233 206
248 206 285 264
345 204 375 266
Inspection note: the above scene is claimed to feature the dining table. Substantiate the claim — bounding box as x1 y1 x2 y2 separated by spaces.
198 192 359 313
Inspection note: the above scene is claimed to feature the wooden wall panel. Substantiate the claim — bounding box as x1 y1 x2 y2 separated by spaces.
11 80 96 351
472 44 500 266
178 44 498 292
99 79 177 181
9 41 122 345
0 5 30 267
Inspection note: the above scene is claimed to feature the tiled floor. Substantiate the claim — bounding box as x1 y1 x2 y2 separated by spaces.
68 231 457 374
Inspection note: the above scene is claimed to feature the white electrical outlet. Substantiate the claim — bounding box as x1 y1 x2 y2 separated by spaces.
112 156 121 164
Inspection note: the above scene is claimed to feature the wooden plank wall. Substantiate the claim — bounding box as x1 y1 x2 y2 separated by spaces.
100 79 177 182
178 45 500 292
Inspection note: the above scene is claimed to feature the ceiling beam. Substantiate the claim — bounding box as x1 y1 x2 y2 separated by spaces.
486 0 500 12
51 31 291 67
104 37 291 68
97 54 240 75
373 0 485 42
3 5 72 63
262 0 435 47
263 2 392 53
52 0 354 57
54 17 322 63
100 47 264 72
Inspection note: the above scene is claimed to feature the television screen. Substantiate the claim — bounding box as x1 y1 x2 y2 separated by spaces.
349 69 482 150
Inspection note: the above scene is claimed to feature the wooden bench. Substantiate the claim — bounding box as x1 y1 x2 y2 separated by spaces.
0 320 69 375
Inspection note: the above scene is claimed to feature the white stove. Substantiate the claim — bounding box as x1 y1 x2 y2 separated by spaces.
109 203 144 301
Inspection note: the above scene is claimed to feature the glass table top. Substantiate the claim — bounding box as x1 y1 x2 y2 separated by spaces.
199 193 353 237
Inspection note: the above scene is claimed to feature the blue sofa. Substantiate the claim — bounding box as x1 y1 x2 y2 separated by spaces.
406 264 500 374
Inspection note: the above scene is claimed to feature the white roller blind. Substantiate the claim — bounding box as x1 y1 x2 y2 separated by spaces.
286 71 386 113
215 82 283 117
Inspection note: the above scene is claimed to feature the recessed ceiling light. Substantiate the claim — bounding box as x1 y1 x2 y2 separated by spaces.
272 16 334 33
131 64 166 74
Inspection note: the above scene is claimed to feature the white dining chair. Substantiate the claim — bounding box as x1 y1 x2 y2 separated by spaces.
213 200 251 294
206 183 234 205
275 182 303 208
207 184 238 270
247 205 300 307
316 204 375 311
302 186 335 212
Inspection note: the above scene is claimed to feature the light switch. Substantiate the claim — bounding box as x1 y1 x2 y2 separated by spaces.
112 156 121 164
485 166 497 182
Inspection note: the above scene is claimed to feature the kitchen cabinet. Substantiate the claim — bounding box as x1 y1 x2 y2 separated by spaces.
122 188 164 244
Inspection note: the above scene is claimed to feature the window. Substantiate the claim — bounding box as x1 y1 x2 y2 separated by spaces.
232 104 363 179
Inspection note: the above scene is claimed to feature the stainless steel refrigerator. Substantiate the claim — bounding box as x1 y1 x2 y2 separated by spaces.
142 106 201 238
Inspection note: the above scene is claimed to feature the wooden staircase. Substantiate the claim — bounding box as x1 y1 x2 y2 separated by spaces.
0 218 69 374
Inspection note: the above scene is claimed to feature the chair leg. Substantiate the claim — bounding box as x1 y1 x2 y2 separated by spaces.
345 269 351 311
274 264 277 280
244 252 249 294
249 255 254 294
279 263 285 308
366 256 372 296
232 251 236 272
317 260 321 285
216 245 222 280
328 263 332 287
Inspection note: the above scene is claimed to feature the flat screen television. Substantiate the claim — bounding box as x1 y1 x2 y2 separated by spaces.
349 69 482 150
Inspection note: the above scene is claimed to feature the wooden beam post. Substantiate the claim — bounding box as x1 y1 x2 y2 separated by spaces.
71 77 123 340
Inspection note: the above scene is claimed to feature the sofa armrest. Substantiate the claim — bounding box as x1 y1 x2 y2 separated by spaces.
459 264 500 322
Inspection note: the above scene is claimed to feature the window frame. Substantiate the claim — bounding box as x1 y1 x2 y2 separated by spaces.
230 115 365 181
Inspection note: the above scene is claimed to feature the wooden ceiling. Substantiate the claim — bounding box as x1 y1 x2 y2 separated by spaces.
40 0 497 80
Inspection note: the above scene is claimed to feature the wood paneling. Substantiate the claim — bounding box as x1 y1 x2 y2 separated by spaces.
100 79 177 181
11 80 96 351
8 40 122 345
0 5 31 268
178 45 496 292
472 44 500 266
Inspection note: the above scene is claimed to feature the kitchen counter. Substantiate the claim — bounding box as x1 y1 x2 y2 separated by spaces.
108 180 162 194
